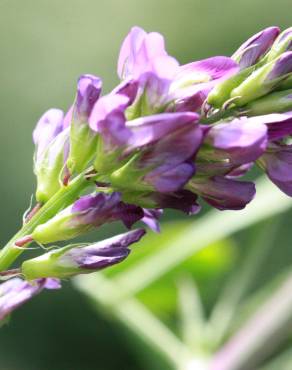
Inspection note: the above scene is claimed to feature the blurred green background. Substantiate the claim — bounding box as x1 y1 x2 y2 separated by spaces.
1 1 292 369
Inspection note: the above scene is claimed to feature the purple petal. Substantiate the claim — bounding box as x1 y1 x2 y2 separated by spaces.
75 74 102 118
61 229 145 270
118 26 148 79
277 27 292 46
0 278 60 321
127 112 200 150
44 278 62 289
33 109 64 161
117 26 178 80
111 78 139 104
232 27 280 69
206 117 268 165
259 144 292 196
136 116 202 168
72 192 121 213
248 112 292 141
112 202 145 229
172 61 238 113
89 93 131 146
189 176 256 210
266 51 292 81
179 56 239 82
72 192 144 229
141 209 163 232
145 162 195 193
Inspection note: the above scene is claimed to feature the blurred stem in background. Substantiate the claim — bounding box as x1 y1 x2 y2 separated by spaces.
208 217 282 348
74 177 292 370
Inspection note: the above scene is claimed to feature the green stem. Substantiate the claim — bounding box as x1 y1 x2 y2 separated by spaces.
0 174 89 271
208 218 282 348
74 273 194 370
200 107 238 124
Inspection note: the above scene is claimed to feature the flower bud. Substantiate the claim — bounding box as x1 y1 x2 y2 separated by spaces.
232 27 280 69
244 89 292 115
257 143 292 196
207 67 253 108
33 109 69 203
109 112 202 193
67 75 102 174
22 229 145 279
231 51 292 106
188 176 255 210
31 192 144 244
266 27 292 61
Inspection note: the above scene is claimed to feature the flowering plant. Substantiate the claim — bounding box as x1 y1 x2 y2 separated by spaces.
1 25 292 341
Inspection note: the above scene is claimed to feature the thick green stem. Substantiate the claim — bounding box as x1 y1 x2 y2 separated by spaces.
0 174 89 271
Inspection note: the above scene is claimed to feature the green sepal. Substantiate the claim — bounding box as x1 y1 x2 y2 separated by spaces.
67 118 98 175
207 67 255 108
244 89 292 115
110 153 154 193
21 244 89 280
31 208 92 245
230 56 292 106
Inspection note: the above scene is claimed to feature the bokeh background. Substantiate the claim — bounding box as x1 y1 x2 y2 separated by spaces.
1 1 292 369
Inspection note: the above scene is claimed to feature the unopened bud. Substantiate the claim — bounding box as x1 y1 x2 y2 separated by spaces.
22 229 145 279
67 75 102 174
232 27 280 69
266 27 292 61
231 51 292 106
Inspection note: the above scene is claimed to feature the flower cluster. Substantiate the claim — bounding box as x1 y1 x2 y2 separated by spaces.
2 25 292 321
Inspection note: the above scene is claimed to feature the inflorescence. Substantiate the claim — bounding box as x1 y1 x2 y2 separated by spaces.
1 25 292 320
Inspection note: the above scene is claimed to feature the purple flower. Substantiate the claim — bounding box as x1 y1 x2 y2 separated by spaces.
117 27 179 114
171 56 239 112
33 109 65 162
90 94 203 193
33 109 70 203
117 26 179 81
60 229 145 271
188 176 256 210
75 74 102 119
31 192 144 244
110 112 203 193
258 143 292 196
232 27 280 69
22 229 146 279
72 192 143 229
204 117 268 168
0 278 60 321
67 74 102 174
